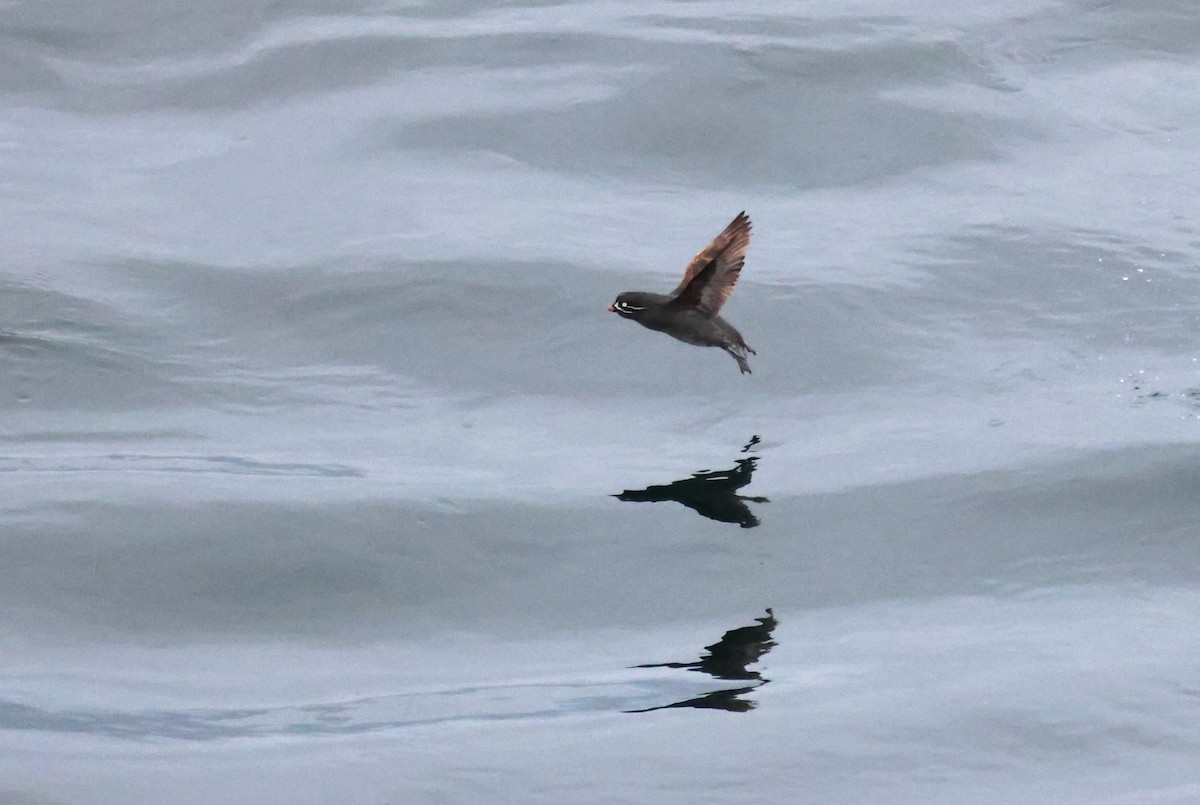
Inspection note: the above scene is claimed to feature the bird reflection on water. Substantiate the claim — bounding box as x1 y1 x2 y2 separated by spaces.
626 609 777 713
613 436 768 528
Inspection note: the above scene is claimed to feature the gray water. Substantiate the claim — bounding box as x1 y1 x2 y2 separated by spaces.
5 0 1200 802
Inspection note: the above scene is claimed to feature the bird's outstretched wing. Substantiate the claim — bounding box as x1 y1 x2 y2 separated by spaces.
668 211 751 316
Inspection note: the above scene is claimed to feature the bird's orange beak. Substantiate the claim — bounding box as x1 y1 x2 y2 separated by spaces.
606 304 615 312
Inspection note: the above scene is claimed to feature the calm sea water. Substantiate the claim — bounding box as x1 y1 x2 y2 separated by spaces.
5 1 1200 802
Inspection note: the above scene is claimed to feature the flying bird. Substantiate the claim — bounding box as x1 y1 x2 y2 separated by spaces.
607 212 756 374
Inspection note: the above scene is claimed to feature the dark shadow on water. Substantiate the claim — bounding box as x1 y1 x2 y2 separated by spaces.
613 436 769 528
625 685 762 714
626 608 777 714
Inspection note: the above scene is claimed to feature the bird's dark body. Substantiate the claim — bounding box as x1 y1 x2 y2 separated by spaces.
607 212 757 374
615 291 754 369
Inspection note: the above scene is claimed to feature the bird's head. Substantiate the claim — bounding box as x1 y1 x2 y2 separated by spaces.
606 292 653 320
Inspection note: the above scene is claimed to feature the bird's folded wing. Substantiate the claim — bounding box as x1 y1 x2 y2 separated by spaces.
668 211 751 316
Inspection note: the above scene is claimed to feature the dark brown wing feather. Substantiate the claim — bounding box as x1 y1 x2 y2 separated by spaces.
668 212 751 316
